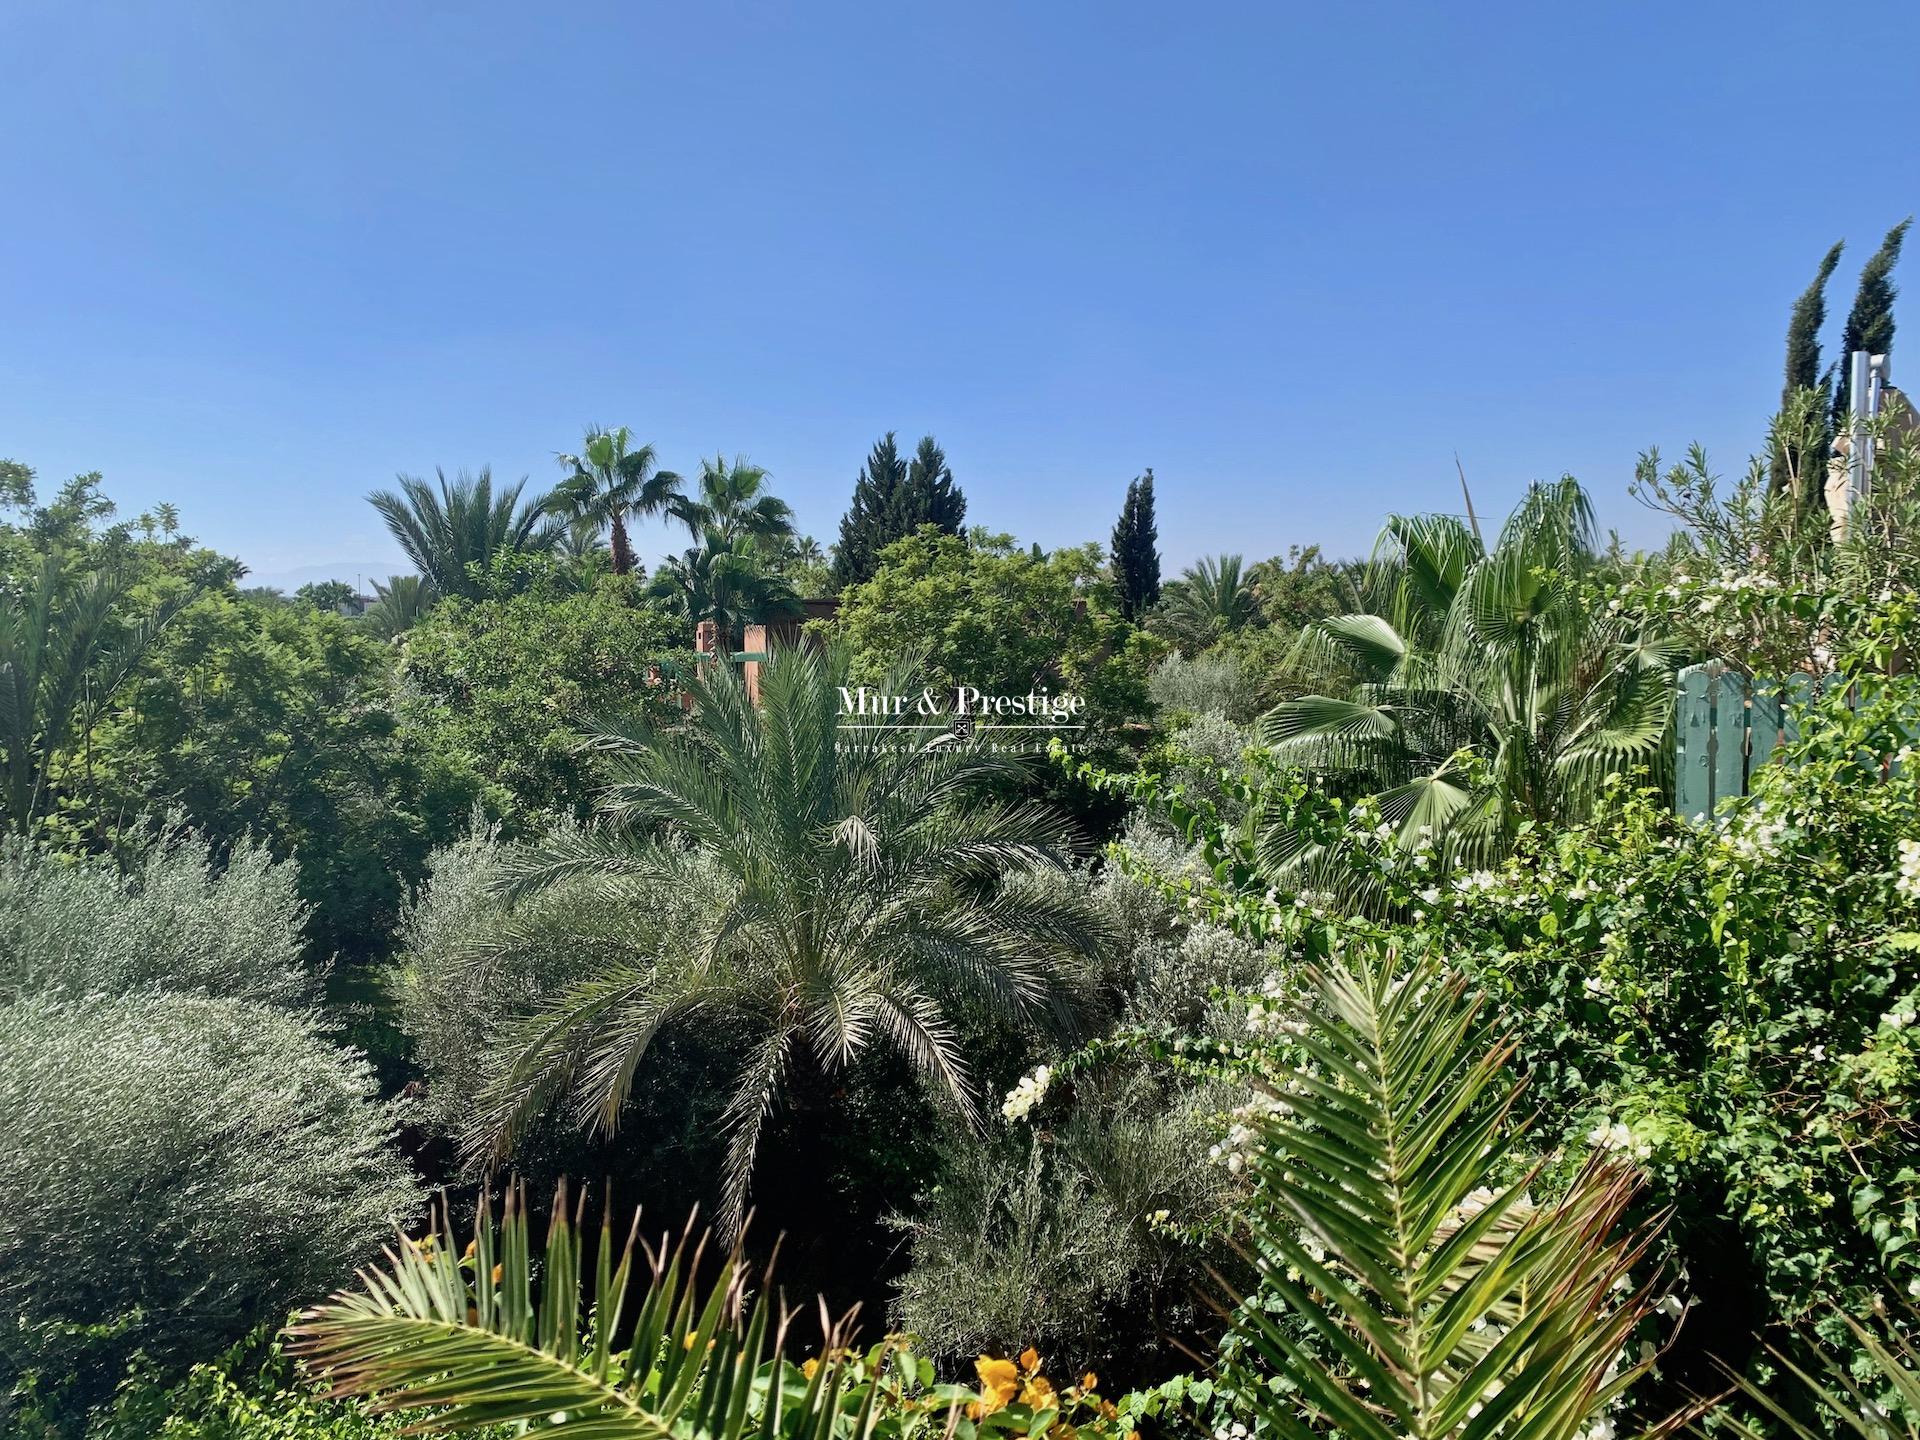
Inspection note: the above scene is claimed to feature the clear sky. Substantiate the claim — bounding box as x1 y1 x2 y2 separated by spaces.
2 2 1916 590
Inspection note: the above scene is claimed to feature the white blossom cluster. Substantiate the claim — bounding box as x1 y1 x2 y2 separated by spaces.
1723 805 1791 863
1896 838 1920 902
1243 974 1308 1037
1586 1118 1653 1162
1000 1064 1050 1122
1656 569 1782 607
1209 1090 1294 1173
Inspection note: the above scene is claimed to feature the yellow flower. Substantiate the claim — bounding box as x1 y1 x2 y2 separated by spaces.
965 1402 984 1421
1080 1372 1098 1393
1019 1347 1042 1374
462 1239 476 1259
1020 1376 1057 1410
490 1263 503 1285
802 1358 820 1380
975 1356 1020 1415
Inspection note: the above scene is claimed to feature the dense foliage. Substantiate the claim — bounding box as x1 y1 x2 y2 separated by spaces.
396 560 691 818
11 336 1920 1440
834 527 1160 736
0 834 419 1423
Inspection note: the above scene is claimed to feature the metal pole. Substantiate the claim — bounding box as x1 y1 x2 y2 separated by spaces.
1849 349 1871 505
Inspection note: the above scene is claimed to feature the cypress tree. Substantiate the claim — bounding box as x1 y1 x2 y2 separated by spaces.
831 433 967 589
1770 240 1843 497
1110 469 1161 621
1832 218 1911 428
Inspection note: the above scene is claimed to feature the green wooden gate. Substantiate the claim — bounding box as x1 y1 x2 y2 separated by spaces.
1673 663 1823 821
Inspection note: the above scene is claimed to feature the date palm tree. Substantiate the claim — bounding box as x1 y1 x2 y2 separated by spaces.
368 466 564 599
475 644 1103 1239
551 426 683 577
363 573 435 639
1257 479 1676 872
1154 553 1259 652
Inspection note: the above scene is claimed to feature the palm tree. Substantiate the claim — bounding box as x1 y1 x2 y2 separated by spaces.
475 644 1103 1239
290 1179 857 1438
0 550 194 834
368 467 564 599
1227 942 1658 1439
557 516 610 564
1154 554 1259 652
551 426 683 577
674 455 795 546
649 528 800 651
363 573 436 639
1258 480 1676 869
784 534 826 568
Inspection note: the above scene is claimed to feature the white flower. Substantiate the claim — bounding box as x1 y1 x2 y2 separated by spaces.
1655 1294 1684 1319
1000 1065 1051 1121
1896 838 1920 902
1587 1120 1652 1161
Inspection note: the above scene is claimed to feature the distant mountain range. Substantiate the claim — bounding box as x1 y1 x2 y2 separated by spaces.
241 559 413 595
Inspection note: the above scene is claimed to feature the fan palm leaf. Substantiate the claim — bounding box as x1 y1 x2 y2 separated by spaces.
1259 481 1674 878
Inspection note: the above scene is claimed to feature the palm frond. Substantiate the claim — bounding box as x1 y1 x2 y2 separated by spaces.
1224 943 1659 1440
289 1181 856 1439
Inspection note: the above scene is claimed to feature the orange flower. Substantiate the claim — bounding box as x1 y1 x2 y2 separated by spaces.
966 1402 984 1421
490 1263 503 1284
1020 1376 1057 1410
802 1357 820 1379
1080 1372 1098 1393
1019 1346 1041 1374
975 1356 1020 1415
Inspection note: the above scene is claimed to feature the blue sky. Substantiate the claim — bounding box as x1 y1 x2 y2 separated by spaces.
2 2 1915 590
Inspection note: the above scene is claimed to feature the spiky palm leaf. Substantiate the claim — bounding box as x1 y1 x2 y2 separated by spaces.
649 530 800 651
368 467 565 599
1224 943 1659 1440
1711 1309 1920 1440
1155 554 1259 653
289 1180 863 1439
473 644 1104 1239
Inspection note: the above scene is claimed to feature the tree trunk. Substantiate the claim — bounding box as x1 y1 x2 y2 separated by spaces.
610 513 635 576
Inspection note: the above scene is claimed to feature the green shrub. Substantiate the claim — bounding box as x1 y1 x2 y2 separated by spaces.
1146 648 1260 724
388 822 728 1144
12 1327 417 1440
0 994 421 1405
0 831 309 1007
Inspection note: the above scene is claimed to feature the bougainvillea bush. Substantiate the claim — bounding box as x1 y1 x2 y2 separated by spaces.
1062 646 1920 1408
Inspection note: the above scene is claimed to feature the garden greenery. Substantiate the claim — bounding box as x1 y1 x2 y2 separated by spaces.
8 394 1920 1440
